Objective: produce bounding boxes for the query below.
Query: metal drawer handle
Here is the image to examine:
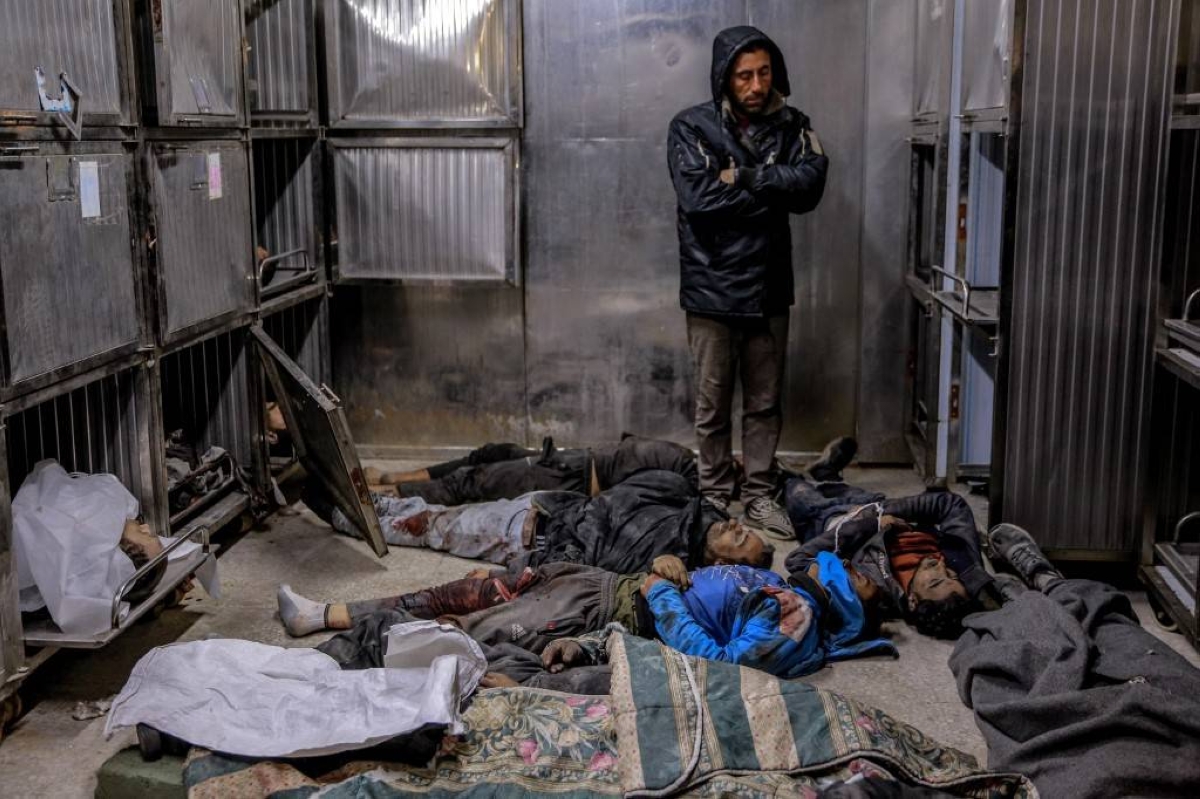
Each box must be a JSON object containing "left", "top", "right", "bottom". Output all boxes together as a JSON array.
[
  {"left": 1184, "top": 289, "right": 1200, "bottom": 321},
  {"left": 1173, "top": 511, "right": 1200, "bottom": 546},
  {"left": 0, "top": 145, "right": 39, "bottom": 155},
  {"left": 110, "top": 524, "right": 211, "bottom": 627},
  {"left": 930, "top": 265, "right": 973, "bottom": 317}
]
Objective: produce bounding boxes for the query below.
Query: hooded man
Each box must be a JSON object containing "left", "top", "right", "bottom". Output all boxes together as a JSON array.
[{"left": 668, "top": 26, "right": 829, "bottom": 540}]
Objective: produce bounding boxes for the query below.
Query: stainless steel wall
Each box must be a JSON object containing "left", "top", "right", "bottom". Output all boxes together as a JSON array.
[
  {"left": 858, "top": 0, "right": 917, "bottom": 462},
  {"left": 336, "top": 0, "right": 914, "bottom": 456},
  {"left": 999, "top": 0, "right": 1178, "bottom": 553}
]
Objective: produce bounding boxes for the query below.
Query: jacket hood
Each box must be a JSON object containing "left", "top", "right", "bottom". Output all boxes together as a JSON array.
[{"left": 710, "top": 25, "right": 791, "bottom": 105}]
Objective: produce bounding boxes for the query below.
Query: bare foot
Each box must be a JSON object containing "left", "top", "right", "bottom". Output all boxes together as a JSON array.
[{"left": 479, "top": 673, "right": 519, "bottom": 689}]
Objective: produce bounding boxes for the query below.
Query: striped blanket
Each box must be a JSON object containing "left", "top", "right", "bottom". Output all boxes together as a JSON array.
[{"left": 183, "top": 632, "right": 1034, "bottom": 798}]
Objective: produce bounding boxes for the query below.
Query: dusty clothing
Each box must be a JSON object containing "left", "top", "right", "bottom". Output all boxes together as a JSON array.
[
  {"left": 888, "top": 531, "right": 943, "bottom": 593},
  {"left": 347, "top": 563, "right": 628, "bottom": 655},
  {"left": 317, "top": 607, "right": 614, "bottom": 695},
  {"left": 784, "top": 478, "right": 886, "bottom": 542},
  {"left": 688, "top": 312, "right": 788, "bottom": 502},
  {"left": 530, "top": 469, "right": 727, "bottom": 573},
  {"left": 396, "top": 435, "right": 698, "bottom": 506},
  {"left": 357, "top": 493, "right": 535, "bottom": 564},
  {"left": 950, "top": 579, "right": 1200, "bottom": 798},
  {"left": 785, "top": 490, "right": 991, "bottom": 615},
  {"left": 327, "top": 470, "right": 724, "bottom": 574},
  {"left": 668, "top": 26, "right": 828, "bottom": 318}
]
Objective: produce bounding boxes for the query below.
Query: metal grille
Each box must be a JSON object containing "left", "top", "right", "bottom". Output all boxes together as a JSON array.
[
  {"left": 0, "top": 148, "right": 140, "bottom": 384},
  {"left": 151, "top": 142, "right": 254, "bottom": 337},
  {"left": 262, "top": 297, "right": 329, "bottom": 387},
  {"left": 0, "top": 0, "right": 123, "bottom": 119},
  {"left": 326, "top": 0, "right": 521, "bottom": 125},
  {"left": 163, "top": 0, "right": 243, "bottom": 120},
  {"left": 247, "top": 0, "right": 312, "bottom": 118},
  {"left": 1002, "top": 0, "right": 1177, "bottom": 552},
  {"left": 160, "top": 330, "right": 255, "bottom": 472},
  {"left": 252, "top": 137, "right": 319, "bottom": 292},
  {"left": 333, "top": 141, "right": 514, "bottom": 282},
  {"left": 6, "top": 371, "right": 146, "bottom": 499}
]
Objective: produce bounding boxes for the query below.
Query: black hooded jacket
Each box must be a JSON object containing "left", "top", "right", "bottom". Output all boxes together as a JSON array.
[
  {"left": 783, "top": 492, "right": 993, "bottom": 616},
  {"left": 528, "top": 469, "right": 727, "bottom": 573},
  {"left": 668, "top": 26, "right": 829, "bottom": 318}
]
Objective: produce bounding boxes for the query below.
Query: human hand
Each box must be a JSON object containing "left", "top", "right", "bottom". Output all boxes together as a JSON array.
[
  {"left": 465, "top": 567, "right": 492, "bottom": 580},
  {"left": 719, "top": 157, "right": 736, "bottom": 185},
  {"left": 640, "top": 573, "right": 666, "bottom": 597},
  {"left": 879, "top": 515, "right": 911, "bottom": 533},
  {"left": 541, "top": 639, "right": 586, "bottom": 673},
  {"left": 651, "top": 555, "right": 690, "bottom": 589},
  {"left": 479, "top": 672, "right": 519, "bottom": 689}
]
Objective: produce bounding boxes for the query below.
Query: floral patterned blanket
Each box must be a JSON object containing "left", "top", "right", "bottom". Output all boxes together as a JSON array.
[{"left": 183, "top": 632, "right": 1036, "bottom": 798}]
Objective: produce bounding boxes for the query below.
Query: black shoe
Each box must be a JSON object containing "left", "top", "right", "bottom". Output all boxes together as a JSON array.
[
  {"left": 987, "top": 523, "right": 1062, "bottom": 590},
  {"left": 991, "top": 573, "right": 1028, "bottom": 605},
  {"left": 807, "top": 437, "right": 858, "bottom": 483}
]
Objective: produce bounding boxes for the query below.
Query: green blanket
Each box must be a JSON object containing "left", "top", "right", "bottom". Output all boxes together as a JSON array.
[{"left": 184, "top": 633, "right": 1034, "bottom": 798}]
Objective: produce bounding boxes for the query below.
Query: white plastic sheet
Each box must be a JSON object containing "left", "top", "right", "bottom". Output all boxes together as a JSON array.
[
  {"left": 13, "top": 460, "right": 140, "bottom": 635},
  {"left": 106, "top": 621, "right": 487, "bottom": 758}
]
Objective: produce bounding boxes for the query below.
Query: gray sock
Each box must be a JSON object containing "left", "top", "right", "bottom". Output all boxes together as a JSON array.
[{"left": 278, "top": 584, "right": 328, "bottom": 637}]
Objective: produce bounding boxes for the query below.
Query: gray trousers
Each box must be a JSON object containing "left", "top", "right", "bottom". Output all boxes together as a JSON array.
[{"left": 686, "top": 313, "right": 789, "bottom": 503}]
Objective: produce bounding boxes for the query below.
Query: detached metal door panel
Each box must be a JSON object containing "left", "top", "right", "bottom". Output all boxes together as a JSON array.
[
  {"left": 331, "top": 138, "right": 517, "bottom": 283},
  {"left": 151, "top": 142, "right": 254, "bottom": 339},
  {"left": 151, "top": 0, "right": 244, "bottom": 126},
  {"left": 251, "top": 326, "right": 387, "bottom": 558},
  {"left": 0, "top": 147, "right": 139, "bottom": 383},
  {"left": 0, "top": 0, "right": 129, "bottom": 127}
]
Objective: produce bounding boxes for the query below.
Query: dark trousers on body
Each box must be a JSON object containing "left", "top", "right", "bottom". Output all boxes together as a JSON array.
[
  {"left": 950, "top": 579, "right": 1200, "bottom": 799},
  {"left": 686, "top": 313, "right": 788, "bottom": 503},
  {"left": 347, "top": 562, "right": 625, "bottom": 654}
]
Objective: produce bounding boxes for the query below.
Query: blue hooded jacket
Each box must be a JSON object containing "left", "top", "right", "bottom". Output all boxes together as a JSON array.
[{"left": 645, "top": 559, "right": 896, "bottom": 679}]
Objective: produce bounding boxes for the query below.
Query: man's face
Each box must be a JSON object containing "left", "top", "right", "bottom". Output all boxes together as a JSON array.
[
  {"left": 907, "top": 557, "right": 968, "bottom": 604},
  {"left": 728, "top": 48, "right": 773, "bottom": 115},
  {"left": 706, "top": 519, "right": 775, "bottom": 569}
]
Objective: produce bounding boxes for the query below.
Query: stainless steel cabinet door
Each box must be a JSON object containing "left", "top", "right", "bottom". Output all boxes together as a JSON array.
[
  {"left": 144, "top": 0, "right": 245, "bottom": 127},
  {"left": 0, "top": 0, "right": 130, "bottom": 129},
  {"left": 150, "top": 142, "right": 254, "bottom": 339},
  {"left": 324, "top": 0, "right": 522, "bottom": 127},
  {"left": 0, "top": 146, "right": 140, "bottom": 383}
]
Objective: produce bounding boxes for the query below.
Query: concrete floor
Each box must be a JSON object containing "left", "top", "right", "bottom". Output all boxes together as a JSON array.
[{"left": 1, "top": 464, "right": 1197, "bottom": 798}]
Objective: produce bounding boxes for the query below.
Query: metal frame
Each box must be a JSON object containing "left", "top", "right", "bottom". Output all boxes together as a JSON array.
[
  {"left": 986, "top": 0, "right": 1027, "bottom": 528},
  {"left": 0, "top": 0, "right": 139, "bottom": 138},
  {"left": 321, "top": 0, "right": 524, "bottom": 130},
  {"left": 904, "top": 129, "right": 949, "bottom": 485},
  {"left": 0, "top": 139, "right": 150, "bottom": 402},
  {"left": 246, "top": 0, "right": 319, "bottom": 129},
  {"left": 326, "top": 134, "right": 521, "bottom": 286},
  {"left": 133, "top": 0, "right": 248, "bottom": 130}
]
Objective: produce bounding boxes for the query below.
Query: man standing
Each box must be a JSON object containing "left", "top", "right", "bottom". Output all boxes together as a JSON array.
[{"left": 668, "top": 26, "right": 828, "bottom": 539}]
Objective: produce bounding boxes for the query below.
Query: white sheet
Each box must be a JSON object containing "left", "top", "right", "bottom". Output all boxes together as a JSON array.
[{"left": 106, "top": 621, "right": 487, "bottom": 758}]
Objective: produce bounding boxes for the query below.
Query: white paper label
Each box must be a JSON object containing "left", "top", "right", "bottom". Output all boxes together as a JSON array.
[
  {"left": 79, "top": 161, "right": 101, "bottom": 219},
  {"left": 207, "top": 153, "right": 223, "bottom": 200}
]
